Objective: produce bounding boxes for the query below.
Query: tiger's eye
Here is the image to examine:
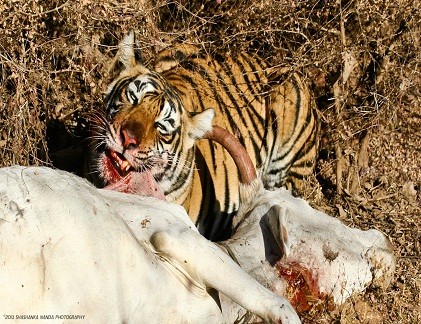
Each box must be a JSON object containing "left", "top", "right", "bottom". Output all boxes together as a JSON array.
[
  {"left": 127, "top": 89, "right": 138, "bottom": 105},
  {"left": 154, "top": 122, "right": 167, "bottom": 134}
]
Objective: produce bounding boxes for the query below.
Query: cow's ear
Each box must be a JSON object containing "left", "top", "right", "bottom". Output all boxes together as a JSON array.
[{"left": 261, "top": 204, "right": 290, "bottom": 264}]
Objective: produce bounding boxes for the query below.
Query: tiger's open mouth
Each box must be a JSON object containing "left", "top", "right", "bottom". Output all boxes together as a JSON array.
[
  {"left": 105, "top": 149, "right": 134, "bottom": 177},
  {"left": 102, "top": 148, "right": 166, "bottom": 200}
]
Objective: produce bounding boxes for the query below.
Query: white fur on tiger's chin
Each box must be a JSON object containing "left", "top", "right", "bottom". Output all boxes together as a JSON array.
[
  {"left": 105, "top": 170, "right": 166, "bottom": 200},
  {"left": 97, "top": 149, "right": 166, "bottom": 200}
]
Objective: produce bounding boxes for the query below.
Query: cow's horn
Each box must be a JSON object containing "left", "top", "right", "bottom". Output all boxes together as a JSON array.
[{"left": 204, "top": 126, "right": 257, "bottom": 185}]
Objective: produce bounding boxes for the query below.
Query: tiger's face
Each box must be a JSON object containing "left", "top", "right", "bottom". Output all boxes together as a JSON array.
[
  {"left": 100, "top": 72, "right": 182, "bottom": 182},
  {"left": 94, "top": 33, "right": 214, "bottom": 190}
]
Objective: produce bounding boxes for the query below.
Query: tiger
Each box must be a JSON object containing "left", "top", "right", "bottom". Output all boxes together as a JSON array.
[{"left": 91, "top": 31, "right": 319, "bottom": 241}]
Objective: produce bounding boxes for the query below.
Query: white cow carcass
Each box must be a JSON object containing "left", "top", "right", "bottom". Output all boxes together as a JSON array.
[
  {"left": 204, "top": 126, "right": 395, "bottom": 319},
  {"left": 219, "top": 181, "right": 395, "bottom": 317},
  {"left": 0, "top": 123, "right": 396, "bottom": 323},
  {"left": 0, "top": 166, "right": 300, "bottom": 323}
]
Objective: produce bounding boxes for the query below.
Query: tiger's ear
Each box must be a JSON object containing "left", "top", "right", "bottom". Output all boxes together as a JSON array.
[
  {"left": 118, "top": 30, "right": 137, "bottom": 69},
  {"left": 106, "top": 30, "right": 146, "bottom": 83},
  {"left": 186, "top": 108, "right": 215, "bottom": 146}
]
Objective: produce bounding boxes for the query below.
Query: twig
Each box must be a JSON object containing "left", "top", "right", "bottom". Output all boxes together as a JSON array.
[
  {"left": 17, "top": 1, "right": 70, "bottom": 17},
  {"left": 367, "top": 193, "right": 398, "bottom": 202}
]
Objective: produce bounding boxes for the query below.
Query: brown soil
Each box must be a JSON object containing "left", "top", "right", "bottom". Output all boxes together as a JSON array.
[{"left": 1, "top": 1, "right": 419, "bottom": 323}]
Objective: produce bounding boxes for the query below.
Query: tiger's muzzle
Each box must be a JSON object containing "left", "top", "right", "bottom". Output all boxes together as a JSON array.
[{"left": 100, "top": 148, "right": 166, "bottom": 201}]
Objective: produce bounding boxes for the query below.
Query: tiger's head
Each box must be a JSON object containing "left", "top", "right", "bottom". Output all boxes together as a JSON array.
[{"left": 94, "top": 31, "right": 214, "bottom": 193}]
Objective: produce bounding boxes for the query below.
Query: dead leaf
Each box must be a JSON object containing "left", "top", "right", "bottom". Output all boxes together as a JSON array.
[
  {"left": 343, "top": 51, "right": 357, "bottom": 84},
  {"left": 402, "top": 181, "right": 417, "bottom": 202}
]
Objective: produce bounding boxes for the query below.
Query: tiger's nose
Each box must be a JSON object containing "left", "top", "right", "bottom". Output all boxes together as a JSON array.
[{"left": 121, "top": 129, "right": 138, "bottom": 150}]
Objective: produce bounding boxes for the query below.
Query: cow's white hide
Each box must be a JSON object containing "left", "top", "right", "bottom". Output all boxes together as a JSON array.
[
  {"left": 0, "top": 166, "right": 300, "bottom": 323},
  {"left": 219, "top": 180, "right": 395, "bottom": 316}
]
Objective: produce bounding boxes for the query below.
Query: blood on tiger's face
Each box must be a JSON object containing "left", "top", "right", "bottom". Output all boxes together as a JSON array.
[{"left": 93, "top": 70, "right": 214, "bottom": 190}]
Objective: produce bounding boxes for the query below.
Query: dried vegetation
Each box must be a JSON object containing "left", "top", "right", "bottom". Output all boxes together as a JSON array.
[{"left": 0, "top": 0, "right": 419, "bottom": 322}]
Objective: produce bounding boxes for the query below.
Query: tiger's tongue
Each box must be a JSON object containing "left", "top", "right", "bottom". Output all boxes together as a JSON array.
[{"left": 105, "top": 170, "right": 166, "bottom": 201}]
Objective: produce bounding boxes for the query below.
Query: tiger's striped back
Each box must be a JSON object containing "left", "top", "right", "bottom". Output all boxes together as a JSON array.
[{"left": 154, "top": 46, "right": 319, "bottom": 240}]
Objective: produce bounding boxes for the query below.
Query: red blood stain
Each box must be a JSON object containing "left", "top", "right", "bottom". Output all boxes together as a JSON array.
[{"left": 276, "top": 262, "right": 329, "bottom": 313}]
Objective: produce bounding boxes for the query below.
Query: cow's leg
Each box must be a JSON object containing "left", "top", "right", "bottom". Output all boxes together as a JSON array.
[{"left": 150, "top": 228, "right": 301, "bottom": 324}]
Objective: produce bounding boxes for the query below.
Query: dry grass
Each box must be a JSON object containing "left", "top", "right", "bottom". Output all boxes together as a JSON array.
[{"left": 0, "top": 0, "right": 419, "bottom": 322}]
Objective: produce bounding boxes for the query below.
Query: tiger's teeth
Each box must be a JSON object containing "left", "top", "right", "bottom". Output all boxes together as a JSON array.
[{"left": 120, "top": 160, "right": 130, "bottom": 171}]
